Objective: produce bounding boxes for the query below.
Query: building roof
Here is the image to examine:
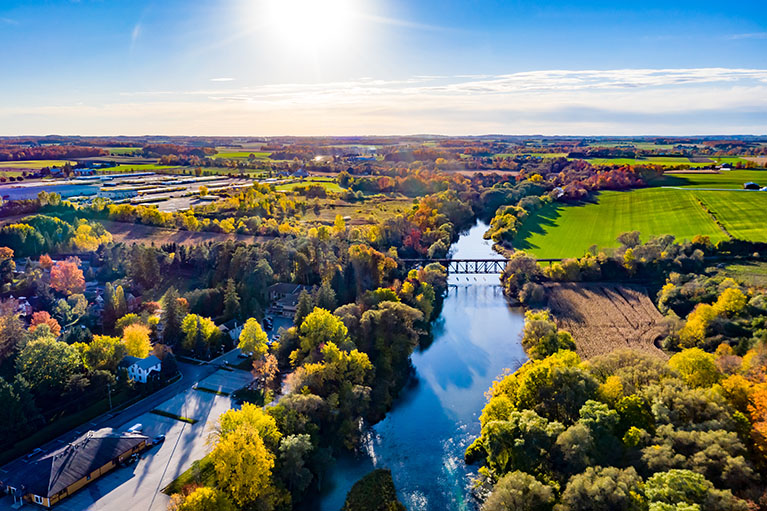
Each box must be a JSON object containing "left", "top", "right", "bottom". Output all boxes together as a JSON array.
[
  {"left": 120, "top": 354, "right": 161, "bottom": 371},
  {"left": 267, "top": 283, "right": 302, "bottom": 295},
  {"left": 5, "top": 428, "right": 148, "bottom": 498}
]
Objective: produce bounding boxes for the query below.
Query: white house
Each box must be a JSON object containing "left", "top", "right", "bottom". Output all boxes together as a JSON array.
[{"left": 120, "top": 355, "right": 162, "bottom": 383}]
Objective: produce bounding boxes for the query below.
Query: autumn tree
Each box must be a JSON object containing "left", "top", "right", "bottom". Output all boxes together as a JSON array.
[
  {"left": 669, "top": 348, "right": 721, "bottom": 387},
  {"left": 29, "top": 311, "right": 61, "bottom": 338},
  {"left": 483, "top": 471, "right": 556, "bottom": 511},
  {"left": 50, "top": 258, "right": 85, "bottom": 295},
  {"left": 293, "top": 308, "right": 349, "bottom": 365},
  {"left": 82, "top": 335, "right": 126, "bottom": 371},
  {"left": 162, "top": 287, "right": 186, "bottom": 346},
  {"left": 123, "top": 323, "right": 152, "bottom": 358},
  {"left": 176, "top": 487, "right": 235, "bottom": 511},
  {"left": 0, "top": 299, "right": 27, "bottom": 362},
  {"left": 16, "top": 337, "right": 82, "bottom": 398},
  {"left": 238, "top": 318, "right": 269, "bottom": 359}
]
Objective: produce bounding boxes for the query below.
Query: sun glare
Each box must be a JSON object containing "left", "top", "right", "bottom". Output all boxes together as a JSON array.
[{"left": 263, "top": 0, "right": 357, "bottom": 51}]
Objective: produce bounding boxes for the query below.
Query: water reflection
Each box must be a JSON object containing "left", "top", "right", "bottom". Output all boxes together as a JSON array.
[{"left": 318, "top": 223, "right": 526, "bottom": 511}]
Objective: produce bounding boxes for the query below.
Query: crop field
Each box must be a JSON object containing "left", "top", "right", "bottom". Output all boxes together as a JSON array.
[
  {"left": 513, "top": 188, "right": 728, "bottom": 258},
  {"left": 717, "top": 262, "right": 767, "bottom": 287},
  {"left": 696, "top": 191, "right": 767, "bottom": 241},
  {"left": 545, "top": 282, "right": 666, "bottom": 359},
  {"left": 106, "top": 147, "right": 141, "bottom": 155},
  {"left": 102, "top": 163, "right": 182, "bottom": 173},
  {"left": 0, "top": 159, "right": 74, "bottom": 169},
  {"left": 275, "top": 178, "right": 343, "bottom": 193},
  {"left": 213, "top": 149, "right": 271, "bottom": 159},
  {"left": 303, "top": 197, "right": 414, "bottom": 225},
  {"left": 655, "top": 169, "right": 767, "bottom": 189}
]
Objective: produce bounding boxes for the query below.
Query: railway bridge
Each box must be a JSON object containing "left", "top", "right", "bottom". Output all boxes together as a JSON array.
[{"left": 400, "top": 258, "right": 563, "bottom": 274}]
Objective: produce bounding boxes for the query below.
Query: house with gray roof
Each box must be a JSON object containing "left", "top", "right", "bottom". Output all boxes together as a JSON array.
[
  {"left": 2, "top": 428, "right": 148, "bottom": 508},
  {"left": 119, "top": 354, "right": 161, "bottom": 383}
]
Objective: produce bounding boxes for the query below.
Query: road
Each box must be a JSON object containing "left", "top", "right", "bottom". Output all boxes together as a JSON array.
[{"left": 0, "top": 348, "right": 252, "bottom": 511}]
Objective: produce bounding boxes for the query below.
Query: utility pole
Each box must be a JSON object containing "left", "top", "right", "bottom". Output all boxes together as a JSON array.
[{"left": 107, "top": 382, "right": 113, "bottom": 410}]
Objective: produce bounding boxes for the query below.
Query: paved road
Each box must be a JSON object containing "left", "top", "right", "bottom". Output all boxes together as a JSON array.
[{"left": 0, "top": 349, "right": 251, "bottom": 511}]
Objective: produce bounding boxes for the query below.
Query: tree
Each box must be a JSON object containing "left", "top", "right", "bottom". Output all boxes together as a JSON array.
[
  {"left": 294, "top": 289, "right": 314, "bottom": 327},
  {"left": 0, "top": 299, "right": 27, "bottom": 362},
  {"left": 556, "top": 466, "right": 645, "bottom": 511},
  {"left": 278, "top": 434, "right": 314, "bottom": 495},
  {"left": 521, "top": 310, "right": 576, "bottom": 360},
  {"left": 16, "top": 337, "right": 82, "bottom": 398},
  {"left": 50, "top": 258, "right": 85, "bottom": 295},
  {"left": 82, "top": 335, "right": 126, "bottom": 371},
  {"left": 29, "top": 311, "right": 61, "bottom": 338},
  {"left": 342, "top": 469, "right": 405, "bottom": 511},
  {"left": 645, "top": 469, "right": 748, "bottom": 511},
  {"left": 181, "top": 314, "right": 220, "bottom": 356},
  {"left": 217, "top": 402, "right": 282, "bottom": 449},
  {"left": 238, "top": 318, "right": 269, "bottom": 359},
  {"left": 123, "top": 323, "right": 152, "bottom": 358},
  {"left": 669, "top": 348, "right": 721, "bottom": 387},
  {"left": 712, "top": 287, "right": 747, "bottom": 317},
  {"left": 223, "top": 279, "right": 240, "bottom": 320},
  {"left": 294, "top": 308, "right": 349, "bottom": 364},
  {"left": 679, "top": 303, "right": 716, "bottom": 348},
  {"left": 483, "top": 471, "right": 555, "bottom": 511},
  {"left": 210, "top": 424, "right": 276, "bottom": 507},
  {"left": 177, "top": 487, "right": 236, "bottom": 511},
  {"left": 162, "top": 287, "right": 185, "bottom": 346}
]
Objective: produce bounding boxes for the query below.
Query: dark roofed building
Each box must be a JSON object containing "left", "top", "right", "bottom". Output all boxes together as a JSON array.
[
  {"left": 3, "top": 428, "right": 148, "bottom": 508},
  {"left": 119, "top": 354, "right": 162, "bottom": 383}
]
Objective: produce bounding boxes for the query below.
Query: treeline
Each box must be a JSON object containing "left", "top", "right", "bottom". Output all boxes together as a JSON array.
[{"left": 0, "top": 144, "right": 108, "bottom": 161}]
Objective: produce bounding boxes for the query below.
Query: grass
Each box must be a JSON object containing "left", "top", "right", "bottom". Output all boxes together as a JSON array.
[
  {"left": 163, "top": 455, "right": 216, "bottom": 495},
  {"left": 0, "top": 160, "right": 75, "bottom": 169},
  {"left": 106, "top": 147, "right": 141, "bottom": 155},
  {"left": 696, "top": 191, "right": 767, "bottom": 242},
  {"left": 275, "top": 178, "right": 343, "bottom": 193},
  {"left": 651, "top": 169, "right": 767, "bottom": 189},
  {"left": 718, "top": 262, "right": 767, "bottom": 287},
  {"left": 513, "top": 188, "right": 729, "bottom": 259},
  {"left": 150, "top": 409, "right": 198, "bottom": 424},
  {"left": 213, "top": 150, "right": 271, "bottom": 159},
  {"left": 194, "top": 386, "right": 230, "bottom": 396}
]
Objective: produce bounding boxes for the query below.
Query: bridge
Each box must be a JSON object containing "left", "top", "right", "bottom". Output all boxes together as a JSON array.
[{"left": 401, "top": 257, "right": 564, "bottom": 274}]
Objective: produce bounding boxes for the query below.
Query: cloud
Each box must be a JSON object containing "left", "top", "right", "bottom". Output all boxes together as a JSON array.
[
  {"left": 210, "top": 78, "right": 235, "bottom": 82},
  {"left": 725, "top": 32, "right": 767, "bottom": 40},
  {"left": 130, "top": 23, "right": 142, "bottom": 50},
  {"left": 0, "top": 17, "right": 18, "bottom": 25},
  {"left": 3, "top": 68, "right": 767, "bottom": 136}
]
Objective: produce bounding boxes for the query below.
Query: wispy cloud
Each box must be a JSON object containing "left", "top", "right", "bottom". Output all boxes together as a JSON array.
[
  {"left": 0, "top": 17, "right": 18, "bottom": 25},
  {"left": 210, "top": 77, "right": 235, "bottom": 82},
  {"left": 4, "top": 68, "right": 767, "bottom": 136},
  {"left": 130, "top": 23, "right": 142, "bottom": 50},
  {"left": 725, "top": 32, "right": 767, "bottom": 40}
]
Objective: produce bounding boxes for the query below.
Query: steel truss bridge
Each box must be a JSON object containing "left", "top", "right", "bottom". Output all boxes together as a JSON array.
[{"left": 401, "top": 258, "right": 565, "bottom": 274}]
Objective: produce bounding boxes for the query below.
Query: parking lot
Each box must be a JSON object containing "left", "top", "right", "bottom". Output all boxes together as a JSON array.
[{"left": 0, "top": 367, "right": 253, "bottom": 511}]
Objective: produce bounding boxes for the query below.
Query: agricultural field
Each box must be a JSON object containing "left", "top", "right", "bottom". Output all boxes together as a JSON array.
[
  {"left": 105, "top": 147, "right": 141, "bottom": 155},
  {"left": 101, "top": 163, "right": 183, "bottom": 173},
  {"left": 302, "top": 196, "right": 414, "bottom": 225},
  {"left": 275, "top": 178, "right": 343, "bottom": 193},
  {"left": 0, "top": 159, "right": 74, "bottom": 169},
  {"left": 544, "top": 282, "right": 666, "bottom": 359},
  {"left": 513, "top": 188, "right": 728, "bottom": 258},
  {"left": 654, "top": 169, "right": 767, "bottom": 189},
  {"left": 100, "top": 220, "right": 266, "bottom": 246},
  {"left": 717, "top": 261, "right": 767, "bottom": 287},
  {"left": 696, "top": 191, "right": 767, "bottom": 242}
]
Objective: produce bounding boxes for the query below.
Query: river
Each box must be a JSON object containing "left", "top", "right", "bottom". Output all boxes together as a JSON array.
[{"left": 318, "top": 221, "right": 527, "bottom": 511}]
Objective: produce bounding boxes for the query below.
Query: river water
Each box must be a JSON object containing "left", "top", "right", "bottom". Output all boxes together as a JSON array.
[{"left": 318, "top": 221, "right": 527, "bottom": 511}]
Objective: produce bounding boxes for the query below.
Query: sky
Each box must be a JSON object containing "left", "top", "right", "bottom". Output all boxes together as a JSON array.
[{"left": 1, "top": 0, "right": 766, "bottom": 136}]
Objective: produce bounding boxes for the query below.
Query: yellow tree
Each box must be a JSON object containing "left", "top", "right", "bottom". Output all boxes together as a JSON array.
[
  {"left": 210, "top": 424, "right": 275, "bottom": 507},
  {"left": 123, "top": 323, "right": 151, "bottom": 358},
  {"left": 177, "top": 487, "right": 235, "bottom": 511},
  {"left": 237, "top": 318, "right": 269, "bottom": 359},
  {"left": 216, "top": 402, "right": 281, "bottom": 450}
]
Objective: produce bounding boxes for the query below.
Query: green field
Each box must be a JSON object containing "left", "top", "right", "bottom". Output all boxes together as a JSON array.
[
  {"left": 106, "top": 147, "right": 141, "bottom": 155},
  {"left": 697, "top": 191, "right": 767, "bottom": 241},
  {"left": 213, "top": 150, "right": 271, "bottom": 159},
  {"left": 0, "top": 160, "right": 75, "bottom": 169},
  {"left": 513, "top": 188, "right": 729, "bottom": 258},
  {"left": 275, "top": 178, "right": 343, "bottom": 193},
  {"left": 653, "top": 169, "right": 767, "bottom": 189}
]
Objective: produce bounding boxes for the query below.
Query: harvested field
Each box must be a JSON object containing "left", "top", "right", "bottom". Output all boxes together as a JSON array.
[
  {"left": 100, "top": 220, "right": 272, "bottom": 246},
  {"left": 544, "top": 282, "right": 667, "bottom": 359}
]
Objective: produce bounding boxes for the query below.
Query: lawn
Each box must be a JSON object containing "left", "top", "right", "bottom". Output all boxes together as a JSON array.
[
  {"left": 513, "top": 188, "right": 728, "bottom": 259},
  {"left": 696, "top": 191, "right": 767, "bottom": 242},
  {"left": 106, "top": 147, "right": 141, "bottom": 155},
  {"left": 652, "top": 169, "right": 767, "bottom": 189},
  {"left": 163, "top": 455, "right": 216, "bottom": 494},
  {"left": 0, "top": 159, "right": 75, "bottom": 169},
  {"left": 275, "top": 178, "right": 343, "bottom": 193},
  {"left": 213, "top": 150, "right": 271, "bottom": 159},
  {"left": 718, "top": 262, "right": 767, "bottom": 287}
]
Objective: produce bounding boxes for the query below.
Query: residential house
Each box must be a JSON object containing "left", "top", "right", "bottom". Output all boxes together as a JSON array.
[
  {"left": 220, "top": 319, "right": 244, "bottom": 341},
  {"left": 2, "top": 428, "right": 148, "bottom": 508},
  {"left": 267, "top": 283, "right": 309, "bottom": 317},
  {"left": 120, "top": 355, "right": 162, "bottom": 383}
]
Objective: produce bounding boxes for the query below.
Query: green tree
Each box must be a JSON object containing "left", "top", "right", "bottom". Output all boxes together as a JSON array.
[
  {"left": 293, "top": 289, "right": 314, "bottom": 327},
  {"left": 342, "top": 469, "right": 405, "bottom": 511},
  {"left": 0, "top": 376, "right": 42, "bottom": 443},
  {"left": 483, "top": 471, "right": 556, "bottom": 511},
  {"left": 223, "top": 279, "right": 241, "bottom": 320},
  {"left": 521, "top": 310, "right": 576, "bottom": 360},
  {"left": 181, "top": 314, "right": 220, "bottom": 356},
  {"left": 556, "top": 466, "right": 645, "bottom": 511},
  {"left": 238, "top": 318, "right": 269, "bottom": 359},
  {"left": 669, "top": 348, "right": 721, "bottom": 387},
  {"left": 278, "top": 434, "right": 314, "bottom": 495},
  {"left": 16, "top": 337, "right": 82, "bottom": 398},
  {"left": 645, "top": 469, "right": 748, "bottom": 511},
  {"left": 293, "top": 308, "right": 349, "bottom": 364},
  {"left": 82, "top": 335, "right": 127, "bottom": 371},
  {"left": 162, "top": 287, "right": 185, "bottom": 346}
]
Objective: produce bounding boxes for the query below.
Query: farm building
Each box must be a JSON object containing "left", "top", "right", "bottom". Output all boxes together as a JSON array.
[
  {"left": 744, "top": 182, "right": 760, "bottom": 190},
  {"left": 2, "top": 428, "right": 148, "bottom": 508},
  {"left": 120, "top": 355, "right": 162, "bottom": 383}
]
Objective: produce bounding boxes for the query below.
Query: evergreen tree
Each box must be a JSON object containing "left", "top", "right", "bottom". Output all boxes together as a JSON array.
[
  {"left": 294, "top": 289, "right": 314, "bottom": 327},
  {"left": 314, "top": 282, "right": 337, "bottom": 311},
  {"left": 223, "top": 279, "right": 241, "bottom": 320},
  {"left": 162, "top": 287, "right": 184, "bottom": 346}
]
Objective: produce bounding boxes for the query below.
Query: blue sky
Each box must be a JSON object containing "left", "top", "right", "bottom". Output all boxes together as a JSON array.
[{"left": 1, "top": 0, "right": 766, "bottom": 135}]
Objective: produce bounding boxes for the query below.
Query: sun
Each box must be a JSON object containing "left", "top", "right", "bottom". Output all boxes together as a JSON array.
[{"left": 262, "top": 0, "right": 357, "bottom": 51}]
